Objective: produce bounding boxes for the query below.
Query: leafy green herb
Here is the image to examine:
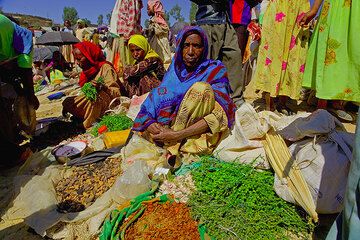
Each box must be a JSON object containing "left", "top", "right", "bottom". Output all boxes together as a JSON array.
[
  {"left": 90, "top": 114, "right": 133, "bottom": 136},
  {"left": 188, "top": 156, "right": 314, "bottom": 240},
  {"left": 81, "top": 82, "right": 97, "bottom": 101}
]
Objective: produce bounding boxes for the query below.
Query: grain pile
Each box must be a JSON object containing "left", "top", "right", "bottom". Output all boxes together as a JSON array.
[{"left": 55, "top": 157, "right": 121, "bottom": 212}]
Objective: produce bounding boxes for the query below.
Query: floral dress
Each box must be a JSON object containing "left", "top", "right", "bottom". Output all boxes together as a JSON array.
[
  {"left": 303, "top": 0, "right": 360, "bottom": 102},
  {"left": 253, "top": 0, "right": 310, "bottom": 100}
]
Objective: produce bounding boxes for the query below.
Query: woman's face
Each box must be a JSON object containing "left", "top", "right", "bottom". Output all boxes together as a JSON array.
[
  {"left": 73, "top": 48, "right": 91, "bottom": 70},
  {"left": 129, "top": 44, "right": 146, "bottom": 62},
  {"left": 182, "top": 33, "right": 204, "bottom": 70}
]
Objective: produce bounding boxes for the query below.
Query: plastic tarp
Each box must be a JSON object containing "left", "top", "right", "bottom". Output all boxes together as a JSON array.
[{"left": 1, "top": 148, "right": 151, "bottom": 239}]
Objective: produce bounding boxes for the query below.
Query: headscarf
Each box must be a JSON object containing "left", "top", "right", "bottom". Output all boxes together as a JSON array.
[
  {"left": 110, "top": 0, "right": 142, "bottom": 40},
  {"left": 133, "top": 26, "right": 236, "bottom": 131},
  {"left": 128, "top": 34, "right": 160, "bottom": 64},
  {"left": 147, "top": 0, "right": 168, "bottom": 28},
  {"left": 73, "top": 41, "right": 110, "bottom": 87},
  {"left": 77, "top": 19, "right": 85, "bottom": 25}
]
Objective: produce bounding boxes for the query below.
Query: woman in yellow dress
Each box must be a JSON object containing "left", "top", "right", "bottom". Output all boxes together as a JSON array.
[{"left": 253, "top": 0, "right": 310, "bottom": 113}]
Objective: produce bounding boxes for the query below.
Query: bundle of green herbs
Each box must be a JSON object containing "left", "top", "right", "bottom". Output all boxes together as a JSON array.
[
  {"left": 188, "top": 156, "right": 314, "bottom": 239},
  {"left": 81, "top": 82, "right": 97, "bottom": 101},
  {"left": 90, "top": 114, "right": 133, "bottom": 136},
  {"left": 81, "top": 77, "right": 104, "bottom": 101}
]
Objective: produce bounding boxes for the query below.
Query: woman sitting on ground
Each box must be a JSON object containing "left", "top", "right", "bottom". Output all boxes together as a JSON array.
[
  {"left": 62, "top": 41, "right": 121, "bottom": 128},
  {"left": 122, "top": 34, "right": 165, "bottom": 98},
  {"left": 132, "top": 26, "right": 236, "bottom": 167}
]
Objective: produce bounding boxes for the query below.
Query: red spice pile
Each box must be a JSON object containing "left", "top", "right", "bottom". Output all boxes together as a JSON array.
[{"left": 125, "top": 201, "right": 200, "bottom": 240}]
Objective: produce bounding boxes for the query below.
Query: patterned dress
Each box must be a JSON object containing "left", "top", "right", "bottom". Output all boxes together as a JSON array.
[
  {"left": 253, "top": 0, "right": 310, "bottom": 100},
  {"left": 303, "top": 0, "right": 360, "bottom": 103},
  {"left": 122, "top": 57, "right": 165, "bottom": 97}
]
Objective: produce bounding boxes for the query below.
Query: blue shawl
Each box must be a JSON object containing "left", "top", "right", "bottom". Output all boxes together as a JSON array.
[{"left": 133, "top": 26, "right": 236, "bottom": 131}]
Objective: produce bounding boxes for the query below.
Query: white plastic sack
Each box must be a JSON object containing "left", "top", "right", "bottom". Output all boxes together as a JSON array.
[
  {"left": 121, "top": 133, "right": 165, "bottom": 171},
  {"left": 215, "top": 103, "right": 270, "bottom": 169},
  {"left": 277, "top": 110, "right": 343, "bottom": 141},
  {"left": 274, "top": 131, "right": 354, "bottom": 214}
]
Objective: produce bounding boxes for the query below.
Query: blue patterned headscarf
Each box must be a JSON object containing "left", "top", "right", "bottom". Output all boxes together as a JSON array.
[{"left": 133, "top": 26, "right": 236, "bottom": 131}]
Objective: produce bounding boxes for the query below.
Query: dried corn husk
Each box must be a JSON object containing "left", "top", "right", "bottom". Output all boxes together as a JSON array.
[{"left": 263, "top": 130, "right": 318, "bottom": 222}]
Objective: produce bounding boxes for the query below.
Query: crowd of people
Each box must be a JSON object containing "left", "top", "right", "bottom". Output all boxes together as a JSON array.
[
  {"left": 1, "top": 0, "right": 359, "bottom": 166},
  {"left": 0, "top": 0, "right": 359, "bottom": 237}
]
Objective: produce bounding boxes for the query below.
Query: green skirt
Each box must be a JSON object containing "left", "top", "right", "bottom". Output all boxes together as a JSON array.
[{"left": 303, "top": 0, "right": 360, "bottom": 102}]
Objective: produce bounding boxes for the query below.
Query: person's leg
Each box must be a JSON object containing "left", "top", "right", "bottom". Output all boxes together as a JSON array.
[
  {"left": 233, "top": 24, "right": 249, "bottom": 61},
  {"left": 220, "top": 23, "right": 245, "bottom": 107},
  {"left": 200, "top": 24, "right": 224, "bottom": 65},
  {"left": 172, "top": 82, "right": 215, "bottom": 132}
]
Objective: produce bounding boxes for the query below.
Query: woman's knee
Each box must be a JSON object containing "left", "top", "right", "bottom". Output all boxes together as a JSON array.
[{"left": 189, "top": 82, "right": 212, "bottom": 93}]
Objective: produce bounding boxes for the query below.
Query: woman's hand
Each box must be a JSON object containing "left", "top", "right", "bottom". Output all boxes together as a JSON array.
[
  {"left": 147, "top": 122, "right": 163, "bottom": 135},
  {"left": 152, "top": 128, "right": 181, "bottom": 143},
  {"left": 298, "top": 10, "right": 317, "bottom": 27},
  {"left": 90, "top": 79, "right": 102, "bottom": 90}
]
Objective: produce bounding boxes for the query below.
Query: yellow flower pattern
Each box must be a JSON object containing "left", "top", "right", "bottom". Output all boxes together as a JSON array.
[
  {"left": 318, "top": 1, "right": 330, "bottom": 32},
  {"left": 325, "top": 38, "right": 341, "bottom": 65},
  {"left": 303, "top": 0, "right": 360, "bottom": 103},
  {"left": 344, "top": 0, "right": 352, "bottom": 7}
]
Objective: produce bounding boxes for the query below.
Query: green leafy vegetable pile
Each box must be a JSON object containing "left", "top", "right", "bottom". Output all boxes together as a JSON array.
[
  {"left": 188, "top": 156, "right": 314, "bottom": 240},
  {"left": 90, "top": 114, "right": 133, "bottom": 136},
  {"left": 81, "top": 82, "right": 97, "bottom": 101}
]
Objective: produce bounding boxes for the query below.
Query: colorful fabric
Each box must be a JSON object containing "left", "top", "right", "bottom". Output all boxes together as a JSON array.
[
  {"left": 148, "top": 22, "right": 172, "bottom": 64},
  {"left": 128, "top": 34, "right": 160, "bottom": 64},
  {"left": 73, "top": 41, "right": 111, "bottom": 87},
  {"left": 12, "top": 23, "right": 33, "bottom": 55},
  {"left": 229, "top": 0, "right": 252, "bottom": 25},
  {"left": 303, "top": 0, "right": 360, "bottom": 103},
  {"left": 122, "top": 57, "right": 165, "bottom": 97},
  {"left": 253, "top": 0, "right": 310, "bottom": 100},
  {"left": 259, "top": 0, "right": 270, "bottom": 25},
  {"left": 110, "top": 0, "right": 142, "bottom": 40},
  {"left": 133, "top": 26, "right": 236, "bottom": 132},
  {"left": 147, "top": 0, "right": 168, "bottom": 28},
  {"left": 0, "top": 14, "right": 32, "bottom": 69},
  {"left": 167, "top": 82, "right": 229, "bottom": 156}
]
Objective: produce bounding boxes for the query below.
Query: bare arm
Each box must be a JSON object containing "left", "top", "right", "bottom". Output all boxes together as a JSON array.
[
  {"left": 298, "top": 0, "right": 324, "bottom": 27},
  {"left": 151, "top": 119, "right": 210, "bottom": 143},
  {"left": 310, "top": 0, "right": 324, "bottom": 14}
]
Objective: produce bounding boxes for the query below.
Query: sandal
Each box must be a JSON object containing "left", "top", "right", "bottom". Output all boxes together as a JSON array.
[
  {"left": 330, "top": 109, "right": 354, "bottom": 122},
  {"left": 275, "top": 104, "right": 295, "bottom": 116}
]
